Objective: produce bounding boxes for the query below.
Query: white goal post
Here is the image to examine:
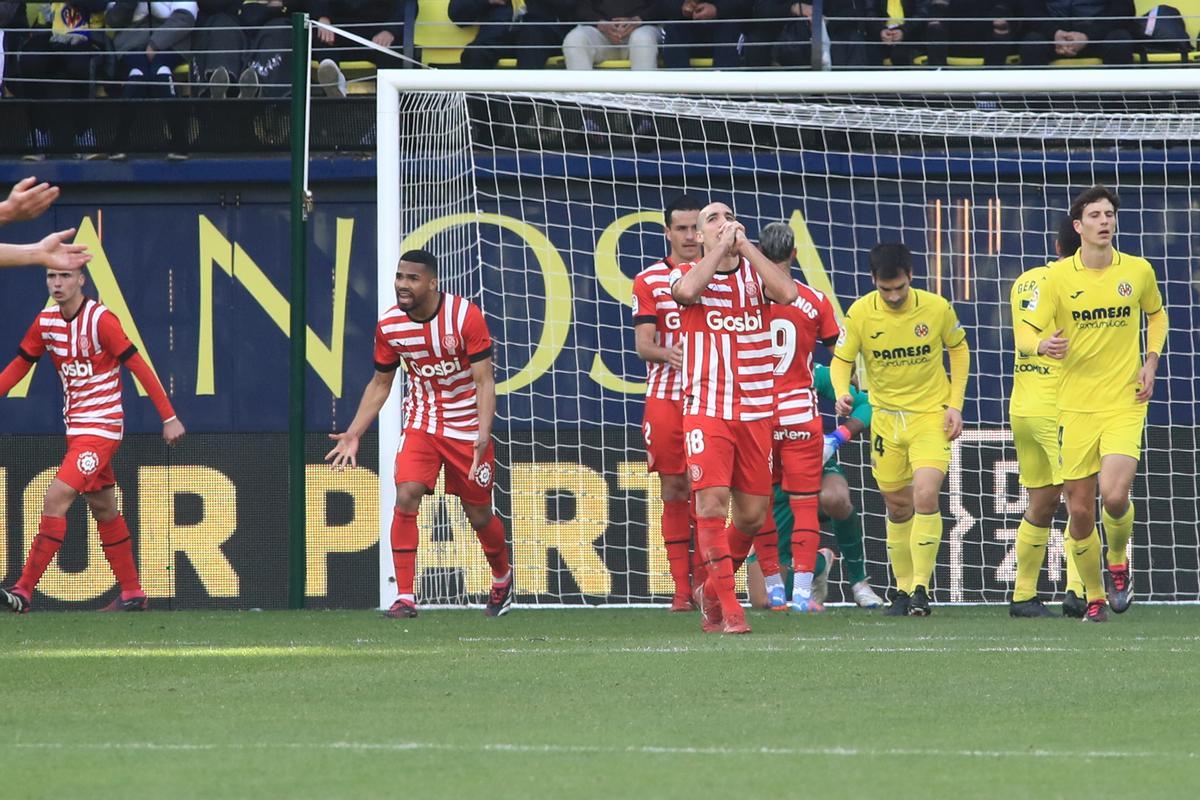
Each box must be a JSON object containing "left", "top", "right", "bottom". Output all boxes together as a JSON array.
[{"left": 375, "top": 68, "right": 1200, "bottom": 610}]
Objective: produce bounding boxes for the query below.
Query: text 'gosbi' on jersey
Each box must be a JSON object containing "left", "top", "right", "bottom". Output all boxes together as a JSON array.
[
  {"left": 374, "top": 292, "right": 493, "bottom": 442},
  {"left": 668, "top": 257, "right": 774, "bottom": 421},
  {"left": 631, "top": 257, "right": 684, "bottom": 401}
]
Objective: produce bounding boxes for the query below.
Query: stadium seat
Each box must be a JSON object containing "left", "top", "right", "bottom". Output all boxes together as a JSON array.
[
  {"left": 414, "top": 0, "right": 476, "bottom": 65},
  {"left": 1132, "top": 0, "right": 1200, "bottom": 62}
]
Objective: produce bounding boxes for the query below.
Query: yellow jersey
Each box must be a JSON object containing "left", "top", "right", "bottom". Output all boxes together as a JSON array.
[
  {"left": 1023, "top": 248, "right": 1163, "bottom": 413},
  {"left": 1009, "top": 266, "right": 1060, "bottom": 417},
  {"left": 834, "top": 287, "right": 967, "bottom": 414}
]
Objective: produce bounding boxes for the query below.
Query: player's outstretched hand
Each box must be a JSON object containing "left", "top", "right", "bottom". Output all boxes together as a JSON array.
[
  {"left": 38, "top": 229, "right": 91, "bottom": 270},
  {"left": 1037, "top": 328, "right": 1068, "bottom": 360},
  {"left": 943, "top": 407, "right": 963, "bottom": 441},
  {"left": 163, "top": 418, "right": 186, "bottom": 446},
  {"left": 834, "top": 393, "right": 854, "bottom": 416},
  {"left": 1135, "top": 360, "right": 1157, "bottom": 403},
  {"left": 0, "top": 177, "right": 60, "bottom": 225},
  {"left": 325, "top": 432, "right": 360, "bottom": 471},
  {"left": 666, "top": 343, "right": 684, "bottom": 371}
]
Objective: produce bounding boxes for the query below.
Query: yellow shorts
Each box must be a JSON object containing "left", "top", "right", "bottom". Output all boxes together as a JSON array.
[
  {"left": 1012, "top": 414, "right": 1061, "bottom": 489},
  {"left": 870, "top": 409, "right": 951, "bottom": 493},
  {"left": 1057, "top": 407, "right": 1146, "bottom": 481}
]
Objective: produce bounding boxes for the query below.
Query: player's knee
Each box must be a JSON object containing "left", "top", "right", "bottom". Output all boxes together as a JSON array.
[
  {"left": 42, "top": 482, "right": 76, "bottom": 517},
  {"left": 1101, "top": 494, "right": 1130, "bottom": 519},
  {"left": 394, "top": 489, "right": 424, "bottom": 514},
  {"left": 463, "top": 504, "right": 493, "bottom": 530},
  {"left": 659, "top": 473, "right": 689, "bottom": 503},
  {"left": 820, "top": 487, "right": 852, "bottom": 520},
  {"left": 694, "top": 489, "right": 729, "bottom": 519}
]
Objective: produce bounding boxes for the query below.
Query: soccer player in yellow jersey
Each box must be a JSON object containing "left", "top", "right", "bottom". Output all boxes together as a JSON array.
[
  {"left": 832, "top": 243, "right": 970, "bottom": 617},
  {"left": 1017, "top": 186, "right": 1168, "bottom": 623},
  {"left": 1008, "top": 216, "right": 1086, "bottom": 619}
]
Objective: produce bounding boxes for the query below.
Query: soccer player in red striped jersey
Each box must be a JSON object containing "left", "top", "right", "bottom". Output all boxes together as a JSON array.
[
  {"left": 670, "top": 202, "right": 798, "bottom": 633},
  {"left": 758, "top": 223, "right": 843, "bottom": 613},
  {"left": 632, "top": 194, "right": 701, "bottom": 611},
  {"left": 326, "top": 249, "right": 513, "bottom": 618},
  {"left": 0, "top": 268, "right": 184, "bottom": 613}
]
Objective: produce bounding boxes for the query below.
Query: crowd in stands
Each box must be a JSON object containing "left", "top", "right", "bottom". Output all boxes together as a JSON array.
[{"left": 0, "top": 1, "right": 1195, "bottom": 104}]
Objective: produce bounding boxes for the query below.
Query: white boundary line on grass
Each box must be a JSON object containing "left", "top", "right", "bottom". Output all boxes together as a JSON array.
[{"left": 10, "top": 740, "right": 1200, "bottom": 762}]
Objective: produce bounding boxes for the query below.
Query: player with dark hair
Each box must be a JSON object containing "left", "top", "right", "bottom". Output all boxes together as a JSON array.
[
  {"left": 831, "top": 242, "right": 970, "bottom": 617},
  {"left": 631, "top": 193, "right": 703, "bottom": 611},
  {"left": 0, "top": 268, "right": 184, "bottom": 613},
  {"left": 1017, "top": 185, "right": 1168, "bottom": 622},
  {"left": 1007, "top": 216, "right": 1085, "bottom": 618},
  {"left": 670, "top": 203, "right": 798, "bottom": 633},
  {"left": 327, "top": 248, "right": 514, "bottom": 618}
]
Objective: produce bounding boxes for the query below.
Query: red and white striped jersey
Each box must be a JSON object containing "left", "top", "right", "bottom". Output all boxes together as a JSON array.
[
  {"left": 771, "top": 281, "right": 840, "bottom": 428},
  {"left": 631, "top": 257, "right": 683, "bottom": 401},
  {"left": 668, "top": 257, "right": 774, "bottom": 421},
  {"left": 18, "top": 298, "right": 136, "bottom": 441},
  {"left": 374, "top": 292, "right": 492, "bottom": 442}
]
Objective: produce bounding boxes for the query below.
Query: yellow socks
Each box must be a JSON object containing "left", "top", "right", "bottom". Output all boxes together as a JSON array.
[
  {"left": 1063, "top": 529, "right": 1085, "bottom": 596},
  {"left": 1103, "top": 501, "right": 1134, "bottom": 568},
  {"left": 886, "top": 516, "right": 914, "bottom": 595},
  {"left": 909, "top": 512, "right": 943, "bottom": 592},
  {"left": 1069, "top": 527, "right": 1106, "bottom": 603},
  {"left": 1013, "top": 519, "right": 1049, "bottom": 603}
]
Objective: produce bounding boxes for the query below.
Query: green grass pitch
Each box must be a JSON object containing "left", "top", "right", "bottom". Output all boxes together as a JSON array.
[{"left": 2, "top": 606, "right": 1198, "bottom": 799}]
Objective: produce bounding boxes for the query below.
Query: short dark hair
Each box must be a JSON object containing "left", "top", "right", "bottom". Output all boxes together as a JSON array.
[
  {"left": 868, "top": 243, "right": 913, "bottom": 280},
  {"left": 758, "top": 221, "right": 794, "bottom": 264},
  {"left": 1068, "top": 185, "right": 1119, "bottom": 221},
  {"left": 664, "top": 194, "right": 703, "bottom": 227},
  {"left": 1056, "top": 214, "right": 1081, "bottom": 256},
  {"left": 399, "top": 249, "right": 437, "bottom": 274}
]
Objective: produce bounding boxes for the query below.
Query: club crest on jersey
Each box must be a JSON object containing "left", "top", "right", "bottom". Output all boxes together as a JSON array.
[
  {"left": 442, "top": 334, "right": 459, "bottom": 353},
  {"left": 474, "top": 462, "right": 493, "bottom": 487},
  {"left": 79, "top": 336, "right": 91, "bottom": 355},
  {"left": 745, "top": 280, "right": 759, "bottom": 297},
  {"left": 913, "top": 323, "right": 930, "bottom": 338},
  {"left": 1117, "top": 281, "right": 1133, "bottom": 298},
  {"left": 77, "top": 451, "right": 100, "bottom": 475},
  {"left": 689, "top": 464, "right": 703, "bottom": 482}
]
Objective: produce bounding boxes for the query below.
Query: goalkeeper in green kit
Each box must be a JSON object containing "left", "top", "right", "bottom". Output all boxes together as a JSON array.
[{"left": 749, "top": 363, "right": 884, "bottom": 608}]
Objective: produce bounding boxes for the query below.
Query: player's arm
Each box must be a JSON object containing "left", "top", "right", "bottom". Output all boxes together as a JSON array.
[
  {"left": 99, "top": 313, "right": 183, "bottom": 444},
  {"left": 0, "top": 229, "right": 91, "bottom": 270},
  {"left": 671, "top": 221, "right": 738, "bottom": 305},
  {"left": 737, "top": 236, "right": 798, "bottom": 304},
  {"left": 0, "top": 177, "right": 60, "bottom": 226},
  {"left": 468, "top": 355, "right": 496, "bottom": 481},
  {"left": 830, "top": 314, "right": 860, "bottom": 416},
  {"left": 634, "top": 322, "right": 681, "bottom": 369},
  {"left": 1016, "top": 273, "right": 1066, "bottom": 358},
  {"left": 326, "top": 367, "right": 397, "bottom": 470},
  {"left": 0, "top": 354, "right": 36, "bottom": 397},
  {"left": 1137, "top": 273, "right": 1169, "bottom": 402},
  {"left": 942, "top": 305, "right": 969, "bottom": 441}
]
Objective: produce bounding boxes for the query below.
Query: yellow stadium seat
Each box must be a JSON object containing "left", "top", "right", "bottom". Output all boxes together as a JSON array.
[
  {"left": 415, "top": 0, "right": 475, "bottom": 65},
  {"left": 1132, "top": 0, "right": 1200, "bottom": 62}
]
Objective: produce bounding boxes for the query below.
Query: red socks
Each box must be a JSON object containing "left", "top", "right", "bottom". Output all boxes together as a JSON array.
[
  {"left": 473, "top": 514, "right": 511, "bottom": 581},
  {"left": 662, "top": 499, "right": 692, "bottom": 596},
  {"left": 789, "top": 494, "right": 820, "bottom": 573},
  {"left": 754, "top": 518, "right": 781, "bottom": 579},
  {"left": 98, "top": 515, "right": 143, "bottom": 598},
  {"left": 15, "top": 515, "right": 67, "bottom": 597},
  {"left": 390, "top": 508, "right": 419, "bottom": 596},
  {"left": 696, "top": 516, "right": 740, "bottom": 614},
  {"left": 727, "top": 524, "right": 755, "bottom": 573}
]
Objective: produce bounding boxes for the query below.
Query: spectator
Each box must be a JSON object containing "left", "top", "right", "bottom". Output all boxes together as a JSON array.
[
  {"left": 917, "top": 1, "right": 1018, "bottom": 67},
  {"left": 1017, "top": 0, "right": 1137, "bottom": 66},
  {"left": 0, "top": 2, "right": 27, "bottom": 93},
  {"left": 9, "top": 3, "right": 109, "bottom": 158},
  {"left": 749, "top": 0, "right": 868, "bottom": 68},
  {"left": 858, "top": 0, "right": 919, "bottom": 66},
  {"left": 192, "top": 0, "right": 292, "bottom": 98},
  {"left": 106, "top": 1, "right": 198, "bottom": 98},
  {"left": 563, "top": 0, "right": 661, "bottom": 70},
  {"left": 312, "top": 0, "right": 406, "bottom": 97},
  {"left": 450, "top": 0, "right": 573, "bottom": 69},
  {"left": 657, "top": 0, "right": 752, "bottom": 69}
]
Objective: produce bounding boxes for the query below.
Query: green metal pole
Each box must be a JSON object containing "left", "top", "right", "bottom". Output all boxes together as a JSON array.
[{"left": 287, "top": 11, "right": 309, "bottom": 610}]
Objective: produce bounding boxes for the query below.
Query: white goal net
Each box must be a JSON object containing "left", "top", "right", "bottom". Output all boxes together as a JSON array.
[{"left": 376, "top": 70, "right": 1199, "bottom": 608}]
